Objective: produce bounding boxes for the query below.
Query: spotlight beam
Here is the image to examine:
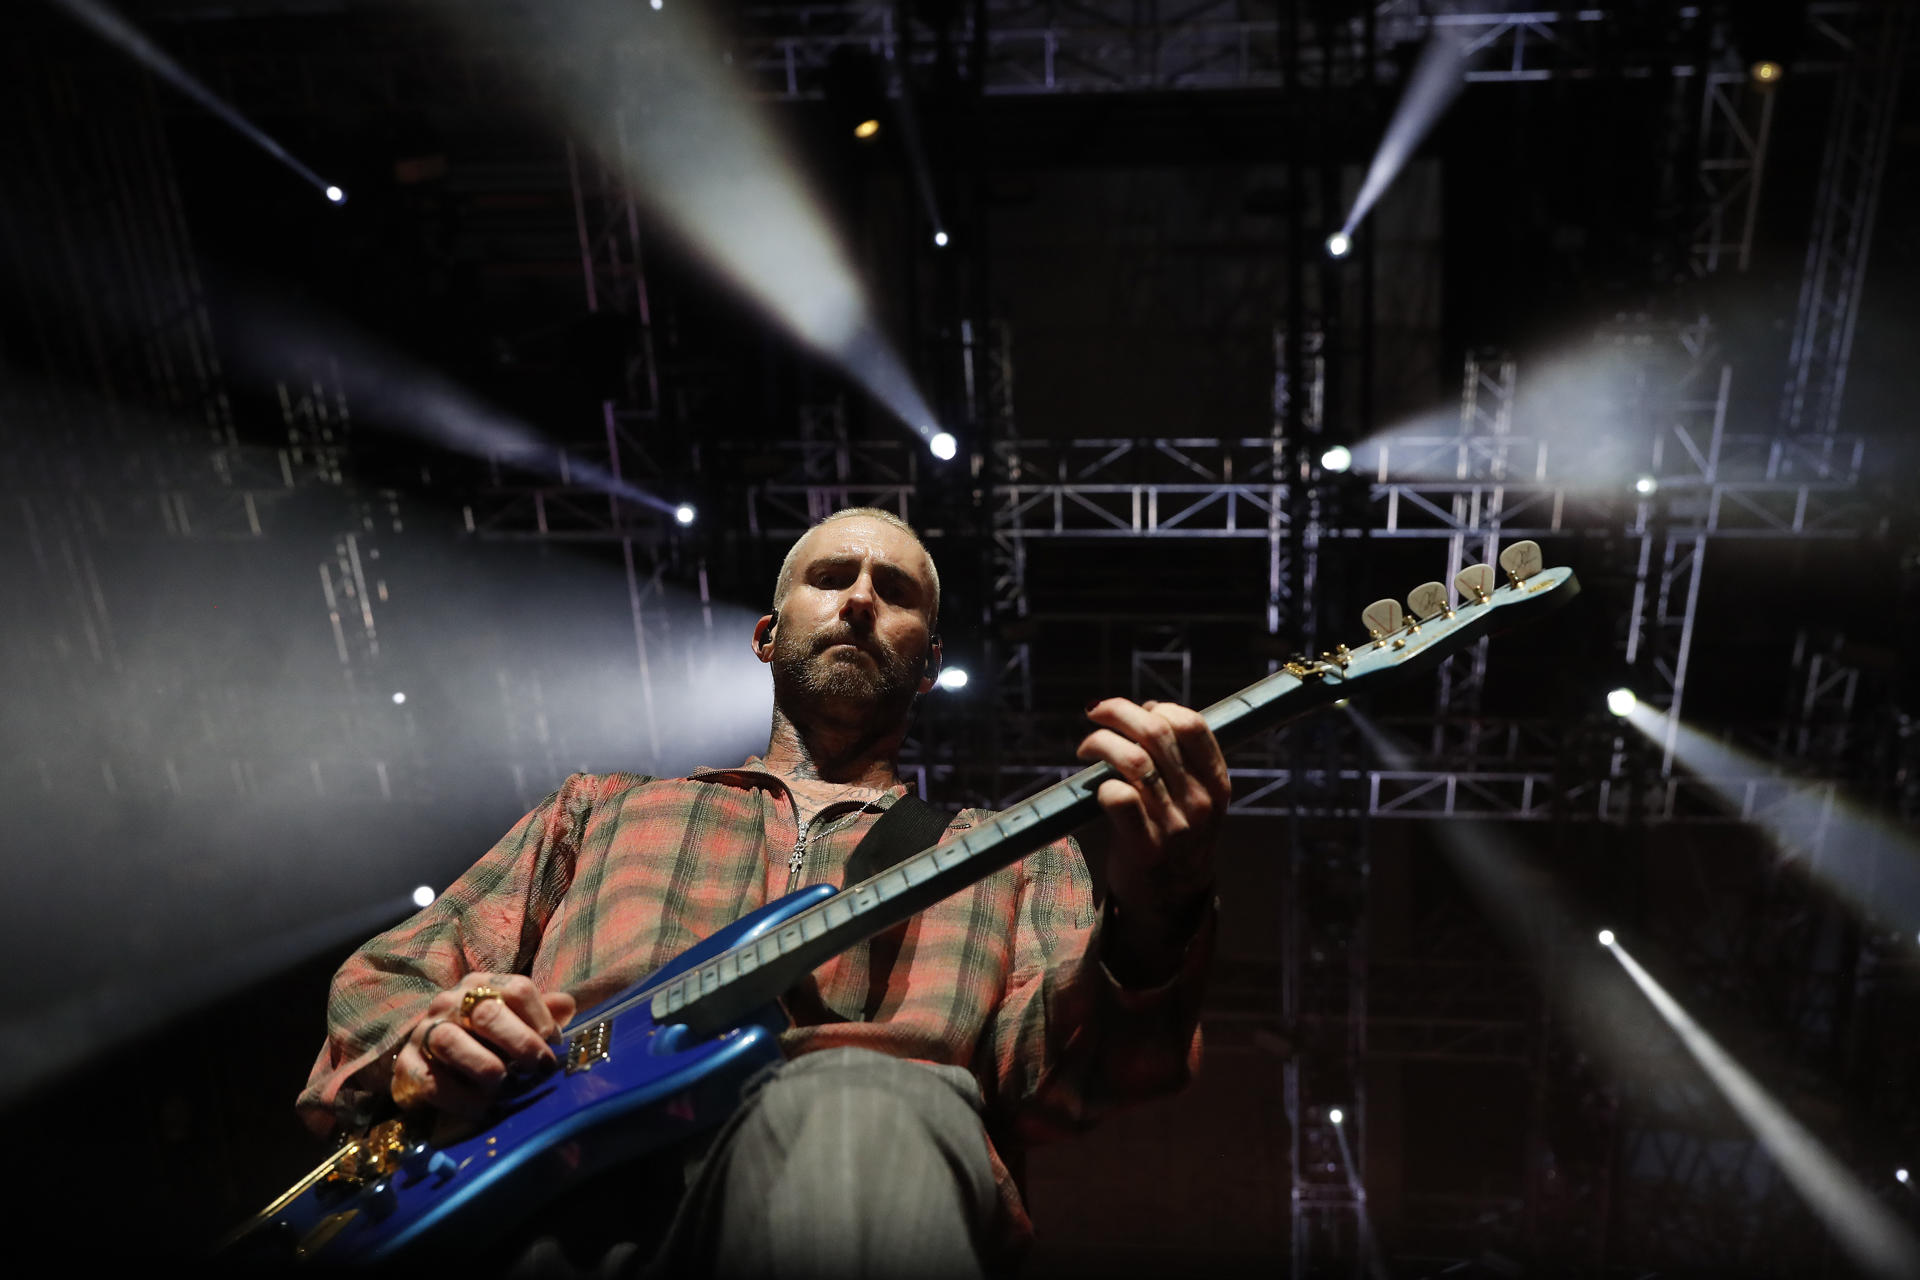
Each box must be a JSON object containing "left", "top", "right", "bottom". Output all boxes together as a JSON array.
[
  {"left": 434, "top": 2, "right": 941, "bottom": 450},
  {"left": 1338, "top": 27, "right": 1470, "bottom": 241},
  {"left": 46, "top": 0, "right": 343, "bottom": 201},
  {"left": 1619, "top": 703, "right": 1920, "bottom": 935},
  {"left": 0, "top": 893, "right": 420, "bottom": 1103},
  {"left": 889, "top": 78, "right": 947, "bottom": 252},
  {"left": 1605, "top": 939, "right": 1920, "bottom": 1280},
  {"left": 235, "top": 301, "right": 684, "bottom": 520}
]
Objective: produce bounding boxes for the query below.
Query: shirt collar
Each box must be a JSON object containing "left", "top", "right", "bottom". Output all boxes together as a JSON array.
[{"left": 688, "top": 757, "right": 912, "bottom": 810}]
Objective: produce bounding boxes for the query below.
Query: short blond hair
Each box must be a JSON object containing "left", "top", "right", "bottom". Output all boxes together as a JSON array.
[{"left": 773, "top": 507, "right": 940, "bottom": 629}]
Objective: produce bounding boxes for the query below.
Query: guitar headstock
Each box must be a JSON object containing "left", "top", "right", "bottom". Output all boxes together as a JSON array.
[
  {"left": 1352, "top": 540, "right": 1576, "bottom": 680},
  {"left": 1199, "top": 542, "right": 1580, "bottom": 740},
  {"left": 1297, "top": 541, "right": 1580, "bottom": 690}
]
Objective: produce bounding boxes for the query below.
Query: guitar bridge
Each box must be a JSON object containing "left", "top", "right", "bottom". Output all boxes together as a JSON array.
[{"left": 565, "top": 1020, "right": 612, "bottom": 1074}]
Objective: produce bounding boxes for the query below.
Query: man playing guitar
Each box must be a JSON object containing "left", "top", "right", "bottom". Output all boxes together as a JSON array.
[{"left": 297, "top": 507, "right": 1230, "bottom": 1277}]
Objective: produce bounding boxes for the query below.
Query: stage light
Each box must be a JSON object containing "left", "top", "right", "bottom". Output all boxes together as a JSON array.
[
  {"left": 412, "top": 885, "right": 436, "bottom": 908},
  {"left": 1598, "top": 929, "right": 1616, "bottom": 946},
  {"left": 1333, "top": 698, "right": 1351, "bottom": 709},
  {"left": 1634, "top": 475, "right": 1658, "bottom": 496},
  {"left": 853, "top": 118, "right": 881, "bottom": 141},
  {"left": 1328, "top": 1107, "right": 1345, "bottom": 1125},
  {"left": 936, "top": 667, "right": 969, "bottom": 691},
  {"left": 325, "top": 185, "right": 346, "bottom": 204},
  {"left": 1321, "top": 444, "right": 1352, "bottom": 473},
  {"left": 673, "top": 503, "right": 697, "bottom": 526},
  {"left": 391, "top": 691, "right": 407, "bottom": 705},
  {"left": 933, "top": 230, "right": 949, "bottom": 247},
  {"left": 1325, "top": 231, "right": 1352, "bottom": 259},
  {"left": 1607, "top": 688, "right": 1637, "bottom": 717},
  {"left": 1752, "top": 59, "right": 1783, "bottom": 85},
  {"left": 1898, "top": 1168, "right": 1911, "bottom": 1185},
  {"left": 649, "top": 0, "right": 662, "bottom": 8},
  {"left": 930, "top": 431, "right": 958, "bottom": 461}
]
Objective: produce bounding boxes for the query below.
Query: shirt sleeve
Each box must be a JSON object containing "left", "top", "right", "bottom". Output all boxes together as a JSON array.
[
  {"left": 975, "top": 830, "right": 1215, "bottom": 1143},
  {"left": 293, "top": 773, "right": 599, "bottom": 1135}
]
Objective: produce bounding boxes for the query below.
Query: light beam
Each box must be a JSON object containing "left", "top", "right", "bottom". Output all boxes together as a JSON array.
[
  {"left": 1619, "top": 703, "right": 1920, "bottom": 935},
  {"left": 1338, "top": 26, "right": 1469, "bottom": 243},
  {"left": 1605, "top": 937, "right": 1920, "bottom": 1280},
  {"left": 434, "top": 2, "right": 942, "bottom": 450},
  {"left": 47, "top": 0, "right": 346, "bottom": 203}
]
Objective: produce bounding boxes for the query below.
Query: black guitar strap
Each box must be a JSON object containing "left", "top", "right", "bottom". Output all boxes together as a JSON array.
[{"left": 841, "top": 793, "right": 952, "bottom": 888}]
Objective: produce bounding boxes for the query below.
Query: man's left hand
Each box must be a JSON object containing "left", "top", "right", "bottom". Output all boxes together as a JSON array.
[{"left": 1077, "top": 698, "right": 1232, "bottom": 979}]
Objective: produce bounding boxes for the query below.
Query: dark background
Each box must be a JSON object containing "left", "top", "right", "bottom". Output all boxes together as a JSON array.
[{"left": 2, "top": 1, "right": 1917, "bottom": 1275}]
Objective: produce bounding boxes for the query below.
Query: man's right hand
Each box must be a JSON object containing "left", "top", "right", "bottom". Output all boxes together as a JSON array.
[{"left": 389, "top": 974, "right": 576, "bottom": 1118}]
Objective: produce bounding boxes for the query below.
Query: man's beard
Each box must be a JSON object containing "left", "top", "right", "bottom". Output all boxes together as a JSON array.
[{"left": 771, "top": 621, "right": 925, "bottom": 722}]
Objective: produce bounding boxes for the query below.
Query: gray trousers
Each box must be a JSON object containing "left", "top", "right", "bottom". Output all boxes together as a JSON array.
[{"left": 512, "top": 1048, "right": 1004, "bottom": 1280}]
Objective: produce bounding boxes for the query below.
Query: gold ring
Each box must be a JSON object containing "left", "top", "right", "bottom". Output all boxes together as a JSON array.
[
  {"left": 418, "top": 1016, "right": 452, "bottom": 1064},
  {"left": 459, "top": 985, "right": 503, "bottom": 1024}
]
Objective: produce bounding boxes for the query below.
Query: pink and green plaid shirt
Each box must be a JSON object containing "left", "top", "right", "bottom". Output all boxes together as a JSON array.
[{"left": 298, "top": 762, "right": 1212, "bottom": 1229}]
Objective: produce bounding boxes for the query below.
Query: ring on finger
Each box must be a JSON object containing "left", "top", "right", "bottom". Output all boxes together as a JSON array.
[
  {"left": 418, "top": 1016, "right": 453, "bottom": 1065},
  {"left": 458, "top": 985, "right": 503, "bottom": 1026},
  {"left": 1138, "top": 768, "right": 1163, "bottom": 789}
]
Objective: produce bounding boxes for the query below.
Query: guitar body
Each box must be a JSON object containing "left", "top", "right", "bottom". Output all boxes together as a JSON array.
[{"left": 235, "top": 884, "right": 839, "bottom": 1265}]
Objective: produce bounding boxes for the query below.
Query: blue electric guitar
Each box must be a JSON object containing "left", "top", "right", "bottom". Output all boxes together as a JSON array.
[{"left": 223, "top": 545, "right": 1577, "bottom": 1264}]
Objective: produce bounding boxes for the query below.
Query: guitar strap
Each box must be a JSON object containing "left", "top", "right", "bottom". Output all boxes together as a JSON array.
[{"left": 840, "top": 793, "right": 952, "bottom": 888}]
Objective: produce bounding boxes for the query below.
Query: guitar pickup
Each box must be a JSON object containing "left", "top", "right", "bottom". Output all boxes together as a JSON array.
[{"left": 564, "top": 1020, "right": 612, "bottom": 1074}]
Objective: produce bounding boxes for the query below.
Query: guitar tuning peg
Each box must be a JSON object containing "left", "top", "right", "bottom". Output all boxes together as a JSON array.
[
  {"left": 1407, "top": 581, "right": 1452, "bottom": 621},
  {"left": 1454, "top": 563, "right": 1495, "bottom": 604},
  {"left": 1498, "top": 539, "right": 1544, "bottom": 585},
  {"left": 1362, "top": 598, "right": 1404, "bottom": 641}
]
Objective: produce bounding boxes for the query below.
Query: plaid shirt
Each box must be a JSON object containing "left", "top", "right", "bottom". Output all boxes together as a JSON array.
[{"left": 298, "top": 762, "right": 1213, "bottom": 1232}]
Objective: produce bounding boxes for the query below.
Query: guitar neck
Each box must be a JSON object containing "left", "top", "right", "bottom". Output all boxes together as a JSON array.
[
  {"left": 654, "top": 665, "right": 1339, "bottom": 1035},
  {"left": 653, "top": 564, "right": 1578, "bottom": 1037}
]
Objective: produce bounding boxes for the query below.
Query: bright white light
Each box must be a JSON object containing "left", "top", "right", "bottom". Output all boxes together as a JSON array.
[
  {"left": 649, "top": 0, "right": 662, "bottom": 8},
  {"left": 325, "top": 185, "right": 346, "bottom": 204},
  {"left": 391, "top": 691, "right": 407, "bottom": 705},
  {"left": 1320, "top": 444, "right": 1352, "bottom": 473},
  {"left": 936, "top": 667, "right": 969, "bottom": 691},
  {"left": 1607, "top": 688, "right": 1637, "bottom": 717},
  {"left": 930, "top": 431, "right": 958, "bottom": 461},
  {"left": 1634, "top": 475, "right": 1658, "bottom": 496},
  {"left": 1328, "top": 1107, "right": 1345, "bottom": 1125},
  {"left": 412, "top": 885, "right": 435, "bottom": 908},
  {"left": 674, "top": 503, "right": 696, "bottom": 526},
  {"left": 1325, "top": 231, "right": 1352, "bottom": 259},
  {"left": 1597, "top": 929, "right": 1616, "bottom": 947},
  {"left": 933, "top": 230, "right": 949, "bottom": 247},
  {"left": 1899, "top": 1168, "right": 1912, "bottom": 1185}
]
